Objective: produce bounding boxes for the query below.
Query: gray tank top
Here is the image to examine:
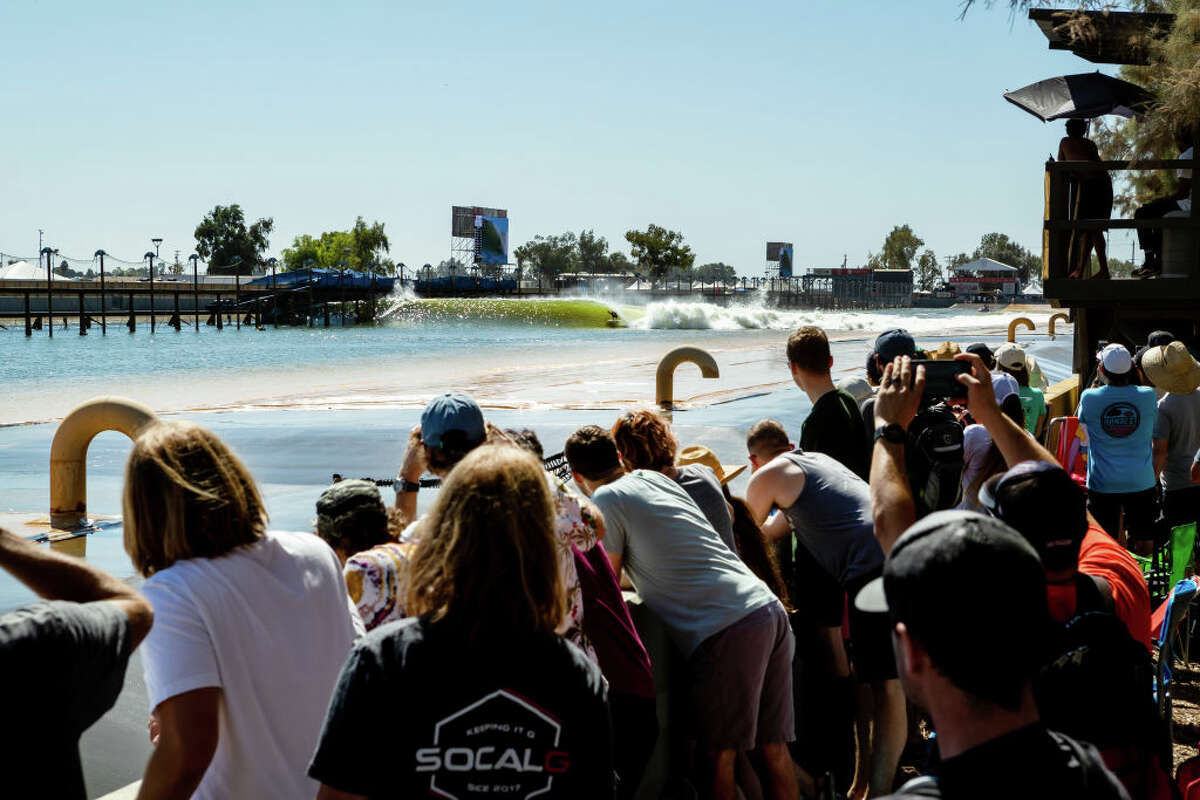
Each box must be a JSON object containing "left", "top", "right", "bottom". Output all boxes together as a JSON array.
[{"left": 779, "top": 450, "right": 883, "bottom": 586}]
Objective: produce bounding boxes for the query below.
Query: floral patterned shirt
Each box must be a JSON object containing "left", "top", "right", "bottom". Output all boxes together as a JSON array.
[{"left": 344, "top": 542, "right": 414, "bottom": 632}]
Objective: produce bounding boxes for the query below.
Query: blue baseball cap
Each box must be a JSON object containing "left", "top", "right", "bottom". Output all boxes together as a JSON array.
[
  {"left": 875, "top": 328, "right": 916, "bottom": 363},
  {"left": 420, "top": 392, "right": 486, "bottom": 448}
]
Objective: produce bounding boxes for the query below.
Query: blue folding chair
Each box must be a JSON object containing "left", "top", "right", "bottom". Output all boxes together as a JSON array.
[{"left": 1155, "top": 578, "right": 1198, "bottom": 741}]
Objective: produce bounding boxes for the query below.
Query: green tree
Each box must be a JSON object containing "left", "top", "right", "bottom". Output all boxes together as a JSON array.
[
  {"left": 350, "top": 217, "right": 393, "bottom": 274},
  {"left": 577, "top": 230, "right": 610, "bottom": 273},
  {"left": 695, "top": 262, "right": 738, "bottom": 284},
  {"left": 194, "top": 204, "right": 274, "bottom": 275},
  {"left": 971, "top": 232, "right": 1041, "bottom": 284},
  {"left": 624, "top": 224, "right": 695, "bottom": 284},
  {"left": 876, "top": 224, "right": 925, "bottom": 271},
  {"left": 513, "top": 233, "right": 578, "bottom": 281},
  {"left": 914, "top": 249, "right": 943, "bottom": 292},
  {"left": 947, "top": 252, "right": 972, "bottom": 269},
  {"left": 607, "top": 251, "right": 634, "bottom": 274}
]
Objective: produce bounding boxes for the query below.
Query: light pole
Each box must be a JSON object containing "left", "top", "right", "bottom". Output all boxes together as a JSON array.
[
  {"left": 41, "top": 246, "right": 53, "bottom": 338},
  {"left": 144, "top": 251, "right": 157, "bottom": 333},
  {"left": 94, "top": 249, "right": 107, "bottom": 335},
  {"left": 304, "top": 258, "right": 316, "bottom": 327},
  {"left": 340, "top": 247, "right": 350, "bottom": 325},
  {"left": 267, "top": 257, "right": 278, "bottom": 328},
  {"left": 189, "top": 254, "right": 200, "bottom": 331},
  {"left": 337, "top": 258, "right": 347, "bottom": 326},
  {"left": 229, "top": 255, "right": 243, "bottom": 330}
]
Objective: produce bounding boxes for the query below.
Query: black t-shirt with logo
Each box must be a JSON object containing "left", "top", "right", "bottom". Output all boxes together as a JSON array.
[{"left": 309, "top": 615, "right": 614, "bottom": 799}]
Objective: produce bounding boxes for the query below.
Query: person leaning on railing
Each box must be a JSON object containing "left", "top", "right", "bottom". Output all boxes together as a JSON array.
[{"left": 0, "top": 526, "right": 154, "bottom": 800}]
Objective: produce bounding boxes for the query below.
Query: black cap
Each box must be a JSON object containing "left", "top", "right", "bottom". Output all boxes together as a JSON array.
[
  {"left": 965, "top": 342, "right": 996, "bottom": 370},
  {"left": 855, "top": 511, "right": 1049, "bottom": 698},
  {"left": 978, "top": 461, "right": 1087, "bottom": 572},
  {"left": 875, "top": 329, "right": 917, "bottom": 363},
  {"left": 1148, "top": 330, "right": 1176, "bottom": 348}
]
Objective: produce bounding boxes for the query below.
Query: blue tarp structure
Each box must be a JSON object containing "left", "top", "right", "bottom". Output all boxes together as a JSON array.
[{"left": 247, "top": 268, "right": 395, "bottom": 292}]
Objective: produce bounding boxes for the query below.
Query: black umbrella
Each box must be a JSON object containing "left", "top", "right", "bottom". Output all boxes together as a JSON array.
[{"left": 1003, "top": 72, "right": 1152, "bottom": 122}]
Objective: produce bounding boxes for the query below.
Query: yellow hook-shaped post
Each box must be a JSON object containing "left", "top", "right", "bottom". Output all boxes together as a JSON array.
[
  {"left": 1007, "top": 317, "right": 1035, "bottom": 343},
  {"left": 50, "top": 396, "right": 158, "bottom": 530},
  {"left": 1048, "top": 312, "right": 1070, "bottom": 340},
  {"left": 656, "top": 347, "right": 719, "bottom": 408}
]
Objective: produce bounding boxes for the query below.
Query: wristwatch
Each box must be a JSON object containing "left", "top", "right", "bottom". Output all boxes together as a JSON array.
[
  {"left": 397, "top": 478, "right": 422, "bottom": 493},
  {"left": 874, "top": 424, "right": 907, "bottom": 445}
]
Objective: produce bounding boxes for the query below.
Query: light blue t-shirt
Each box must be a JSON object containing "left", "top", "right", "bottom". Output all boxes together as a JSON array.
[
  {"left": 1078, "top": 384, "right": 1158, "bottom": 493},
  {"left": 592, "top": 469, "right": 777, "bottom": 657}
]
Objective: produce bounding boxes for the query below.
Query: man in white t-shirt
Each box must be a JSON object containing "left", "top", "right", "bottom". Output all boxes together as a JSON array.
[{"left": 1133, "top": 127, "right": 1194, "bottom": 276}]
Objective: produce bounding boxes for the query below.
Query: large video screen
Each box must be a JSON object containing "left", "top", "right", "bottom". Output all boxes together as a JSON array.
[
  {"left": 779, "top": 245, "right": 794, "bottom": 278},
  {"left": 766, "top": 241, "right": 793, "bottom": 262},
  {"left": 453, "top": 206, "right": 506, "bottom": 238},
  {"left": 476, "top": 216, "right": 509, "bottom": 264}
]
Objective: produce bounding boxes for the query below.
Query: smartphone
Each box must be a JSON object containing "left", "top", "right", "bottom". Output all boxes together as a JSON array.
[{"left": 911, "top": 359, "right": 970, "bottom": 400}]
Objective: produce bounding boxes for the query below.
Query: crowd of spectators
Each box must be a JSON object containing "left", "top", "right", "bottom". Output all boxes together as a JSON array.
[{"left": 4, "top": 323, "right": 1200, "bottom": 799}]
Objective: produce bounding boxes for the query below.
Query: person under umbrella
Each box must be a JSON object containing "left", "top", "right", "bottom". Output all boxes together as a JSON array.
[{"left": 1058, "top": 119, "right": 1112, "bottom": 280}]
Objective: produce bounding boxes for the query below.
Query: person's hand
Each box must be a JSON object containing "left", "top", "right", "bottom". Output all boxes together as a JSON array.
[
  {"left": 874, "top": 356, "right": 924, "bottom": 431},
  {"left": 399, "top": 425, "right": 426, "bottom": 483},
  {"left": 954, "top": 353, "right": 1000, "bottom": 423}
]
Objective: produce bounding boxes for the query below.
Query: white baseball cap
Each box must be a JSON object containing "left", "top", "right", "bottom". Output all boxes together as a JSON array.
[{"left": 1098, "top": 343, "right": 1133, "bottom": 375}]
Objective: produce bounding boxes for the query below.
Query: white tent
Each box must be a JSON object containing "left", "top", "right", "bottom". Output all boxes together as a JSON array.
[{"left": 0, "top": 260, "right": 75, "bottom": 281}]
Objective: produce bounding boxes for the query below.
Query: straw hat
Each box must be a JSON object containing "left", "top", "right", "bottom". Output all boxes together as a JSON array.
[
  {"left": 677, "top": 445, "right": 747, "bottom": 484},
  {"left": 1142, "top": 341, "right": 1200, "bottom": 395},
  {"left": 927, "top": 341, "right": 962, "bottom": 361}
]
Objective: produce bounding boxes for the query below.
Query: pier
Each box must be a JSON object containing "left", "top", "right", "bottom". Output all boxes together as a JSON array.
[{"left": 0, "top": 268, "right": 396, "bottom": 335}]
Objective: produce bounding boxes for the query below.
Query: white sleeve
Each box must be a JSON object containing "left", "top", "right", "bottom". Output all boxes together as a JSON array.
[{"left": 141, "top": 575, "right": 222, "bottom": 710}]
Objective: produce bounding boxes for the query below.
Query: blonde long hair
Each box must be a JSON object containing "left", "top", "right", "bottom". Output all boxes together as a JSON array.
[
  {"left": 406, "top": 444, "right": 564, "bottom": 641},
  {"left": 123, "top": 421, "right": 266, "bottom": 577}
]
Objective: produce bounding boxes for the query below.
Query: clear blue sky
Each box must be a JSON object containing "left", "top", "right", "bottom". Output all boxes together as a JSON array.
[{"left": 0, "top": 0, "right": 1139, "bottom": 273}]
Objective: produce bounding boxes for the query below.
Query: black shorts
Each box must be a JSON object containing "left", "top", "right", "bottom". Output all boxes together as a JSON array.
[
  {"left": 845, "top": 570, "right": 898, "bottom": 683},
  {"left": 1088, "top": 487, "right": 1160, "bottom": 542},
  {"left": 792, "top": 540, "right": 845, "bottom": 629}
]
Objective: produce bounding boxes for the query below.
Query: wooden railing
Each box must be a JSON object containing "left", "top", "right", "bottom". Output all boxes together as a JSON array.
[{"left": 1043, "top": 156, "right": 1199, "bottom": 283}]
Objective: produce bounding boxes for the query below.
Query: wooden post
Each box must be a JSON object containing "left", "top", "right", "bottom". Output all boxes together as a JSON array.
[
  {"left": 128, "top": 291, "right": 136, "bottom": 332},
  {"left": 172, "top": 293, "right": 181, "bottom": 331},
  {"left": 216, "top": 295, "right": 223, "bottom": 330},
  {"left": 97, "top": 251, "right": 107, "bottom": 335},
  {"left": 23, "top": 291, "right": 31, "bottom": 336},
  {"left": 324, "top": 302, "right": 331, "bottom": 328},
  {"left": 78, "top": 291, "right": 86, "bottom": 335},
  {"left": 235, "top": 271, "right": 241, "bottom": 330}
]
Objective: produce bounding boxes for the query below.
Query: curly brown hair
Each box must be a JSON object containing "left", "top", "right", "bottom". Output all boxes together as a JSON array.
[
  {"left": 611, "top": 409, "right": 677, "bottom": 472},
  {"left": 405, "top": 444, "right": 565, "bottom": 642}
]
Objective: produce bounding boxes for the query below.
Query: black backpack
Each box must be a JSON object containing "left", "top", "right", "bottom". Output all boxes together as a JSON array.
[
  {"left": 904, "top": 402, "right": 964, "bottom": 517},
  {"left": 1035, "top": 593, "right": 1173, "bottom": 798}
]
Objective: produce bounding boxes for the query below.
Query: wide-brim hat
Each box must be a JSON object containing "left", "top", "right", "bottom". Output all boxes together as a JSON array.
[
  {"left": 677, "top": 445, "right": 747, "bottom": 484},
  {"left": 1143, "top": 341, "right": 1200, "bottom": 395}
]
